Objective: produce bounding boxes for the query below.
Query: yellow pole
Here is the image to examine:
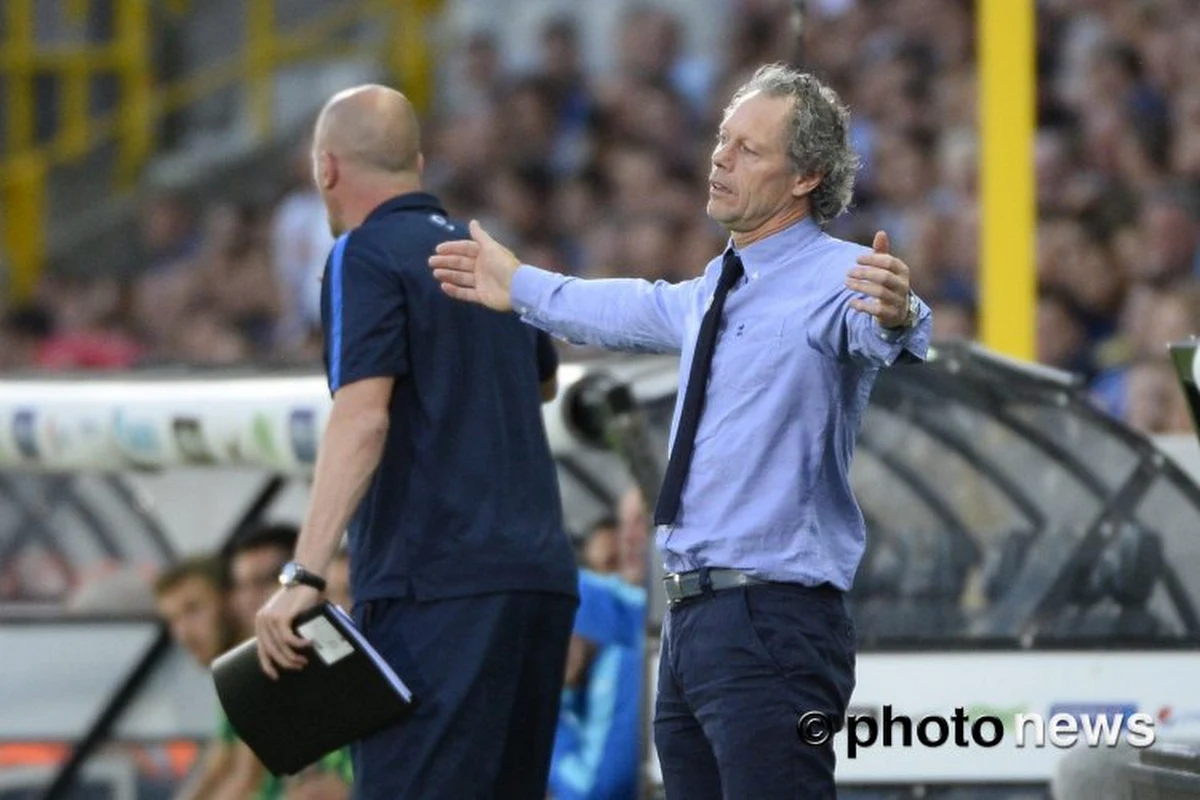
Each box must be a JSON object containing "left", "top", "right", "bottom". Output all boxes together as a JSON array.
[
  {"left": 2, "top": 0, "right": 42, "bottom": 301},
  {"left": 61, "top": 61, "right": 91, "bottom": 159},
  {"left": 979, "top": 0, "right": 1036, "bottom": 360},
  {"left": 116, "top": 0, "right": 152, "bottom": 185},
  {"left": 61, "top": 0, "right": 89, "bottom": 158},
  {"left": 4, "top": 0, "right": 35, "bottom": 155},
  {"left": 2, "top": 155, "right": 47, "bottom": 302},
  {"left": 392, "top": 0, "right": 441, "bottom": 114},
  {"left": 247, "top": 0, "right": 275, "bottom": 139}
]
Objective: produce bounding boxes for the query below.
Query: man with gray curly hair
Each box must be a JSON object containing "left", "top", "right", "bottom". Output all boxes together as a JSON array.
[{"left": 431, "top": 62, "right": 932, "bottom": 797}]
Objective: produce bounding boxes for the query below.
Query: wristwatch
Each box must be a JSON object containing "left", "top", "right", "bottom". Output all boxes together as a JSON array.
[
  {"left": 888, "top": 291, "right": 919, "bottom": 330},
  {"left": 278, "top": 561, "right": 327, "bottom": 592}
]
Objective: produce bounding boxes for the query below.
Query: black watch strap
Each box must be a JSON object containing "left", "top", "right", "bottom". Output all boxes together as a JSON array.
[{"left": 279, "top": 561, "right": 327, "bottom": 592}]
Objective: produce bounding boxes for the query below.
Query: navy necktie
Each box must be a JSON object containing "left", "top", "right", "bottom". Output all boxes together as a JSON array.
[{"left": 654, "top": 249, "right": 745, "bottom": 526}]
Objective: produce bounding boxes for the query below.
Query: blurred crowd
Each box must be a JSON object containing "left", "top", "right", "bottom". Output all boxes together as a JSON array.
[{"left": 0, "top": 0, "right": 1197, "bottom": 435}]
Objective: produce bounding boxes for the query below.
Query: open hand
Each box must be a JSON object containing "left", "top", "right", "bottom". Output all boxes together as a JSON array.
[
  {"left": 254, "top": 585, "right": 319, "bottom": 680},
  {"left": 845, "top": 231, "right": 911, "bottom": 328},
  {"left": 429, "top": 220, "right": 521, "bottom": 312}
]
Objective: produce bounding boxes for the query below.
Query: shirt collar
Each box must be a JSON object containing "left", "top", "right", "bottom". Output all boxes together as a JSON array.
[
  {"left": 727, "top": 215, "right": 822, "bottom": 276},
  {"left": 364, "top": 191, "right": 446, "bottom": 224}
]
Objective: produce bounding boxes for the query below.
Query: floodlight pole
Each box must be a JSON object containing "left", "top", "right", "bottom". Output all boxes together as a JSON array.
[{"left": 979, "top": 0, "right": 1036, "bottom": 360}]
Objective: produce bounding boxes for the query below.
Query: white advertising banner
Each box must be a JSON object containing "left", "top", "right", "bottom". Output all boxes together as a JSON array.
[
  {"left": 646, "top": 649, "right": 1200, "bottom": 784},
  {"left": 0, "top": 377, "right": 332, "bottom": 475}
]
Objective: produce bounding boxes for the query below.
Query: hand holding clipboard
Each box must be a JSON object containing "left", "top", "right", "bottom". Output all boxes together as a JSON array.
[{"left": 212, "top": 602, "right": 416, "bottom": 775}]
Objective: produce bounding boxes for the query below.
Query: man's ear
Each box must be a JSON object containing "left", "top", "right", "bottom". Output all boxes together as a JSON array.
[
  {"left": 315, "top": 151, "right": 338, "bottom": 191},
  {"left": 416, "top": 151, "right": 426, "bottom": 175},
  {"left": 792, "top": 172, "right": 823, "bottom": 199}
]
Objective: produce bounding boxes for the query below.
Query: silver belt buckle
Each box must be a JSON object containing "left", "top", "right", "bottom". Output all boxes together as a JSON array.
[{"left": 667, "top": 573, "right": 683, "bottom": 605}]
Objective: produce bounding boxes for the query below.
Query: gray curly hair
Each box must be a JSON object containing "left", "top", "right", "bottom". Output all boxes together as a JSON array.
[{"left": 725, "top": 63, "right": 859, "bottom": 225}]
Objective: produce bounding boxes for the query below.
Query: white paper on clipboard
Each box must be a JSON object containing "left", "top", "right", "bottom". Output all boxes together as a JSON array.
[{"left": 297, "top": 614, "right": 356, "bottom": 666}]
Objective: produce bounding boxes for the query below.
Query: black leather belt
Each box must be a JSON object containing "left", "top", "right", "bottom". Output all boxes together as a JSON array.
[{"left": 663, "top": 568, "right": 767, "bottom": 606}]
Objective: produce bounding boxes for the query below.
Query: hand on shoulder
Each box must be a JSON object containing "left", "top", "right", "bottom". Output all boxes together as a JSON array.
[{"left": 429, "top": 220, "right": 520, "bottom": 312}]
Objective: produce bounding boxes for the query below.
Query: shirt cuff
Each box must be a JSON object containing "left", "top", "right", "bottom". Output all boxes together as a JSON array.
[
  {"left": 510, "top": 264, "right": 565, "bottom": 318},
  {"left": 872, "top": 294, "right": 933, "bottom": 365}
]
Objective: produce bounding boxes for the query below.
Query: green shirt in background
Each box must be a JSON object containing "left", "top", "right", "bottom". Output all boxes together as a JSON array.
[
  {"left": 218, "top": 711, "right": 352, "bottom": 798},
  {"left": 256, "top": 749, "right": 353, "bottom": 798}
]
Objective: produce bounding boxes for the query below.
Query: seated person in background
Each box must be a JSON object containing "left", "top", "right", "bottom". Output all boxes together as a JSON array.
[
  {"left": 154, "top": 555, "right": 263, "bottom": 800},
  {"left": 616, "top": 487, "right": 650, "bottom": 589},
  {"left": 582, "top": 516, "right": 620, "bottom": 575},
  {"left": 228, "top": 524, "right": 353, "bottom": 798},
  {"left": 550, "top": 491, "right": 650, "bottom": 800},
  {"left": 550, "top": 571, "right": 647, "bottom": 800}
]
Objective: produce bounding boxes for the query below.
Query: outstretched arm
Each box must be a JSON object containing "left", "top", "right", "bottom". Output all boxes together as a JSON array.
[{"left": 430, "top": 221, "right": 699, "bottom": 353}]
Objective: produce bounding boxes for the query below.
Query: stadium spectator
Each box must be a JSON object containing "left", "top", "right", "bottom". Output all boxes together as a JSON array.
[
  {"left": 229, "top": 524, "right": 303, "bottom": 638},
  {"left": 550, "top": 488, "right": 650, "bottom": 800},
  {"left": 227, "top": 523, "right": 354, "bottom": 799},
  {"left": 617, "top": 486, "right": 651, "bottom": 587},
  {"left": 582, "top": 516, "right": 620, "bottom": 575},
  {"left": 25, "top": 275, "right": 143, "bottom": 370},
  {"left": 549, "top": 570, "right": 647, "bottom": 800},
  {"left": 153, "top": 555, "right": 264, "bottom": 800},
  {"left": 0, "top": 305, "right": 54, "bottom": 371},
  {"left": 272, "top": 138, "right": 335, "bottom": 356},
  {"left": 1125, "top": 357, "right": 1194, "bottom": 435},
  {"left": 201, "top": 202, "right": 282, "bottom": 353},
  {"left": 129, "top": 192, "right": 204, "bottom": 355}
]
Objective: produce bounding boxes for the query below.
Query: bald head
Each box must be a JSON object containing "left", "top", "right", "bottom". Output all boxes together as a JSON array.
[{"left": 315, "top": 84, "right": 421, "bottom": 175}]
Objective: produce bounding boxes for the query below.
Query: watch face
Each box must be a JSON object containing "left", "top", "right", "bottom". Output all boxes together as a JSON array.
[{"left": 279, "top": 563, "right": 298, "bottom": 586}]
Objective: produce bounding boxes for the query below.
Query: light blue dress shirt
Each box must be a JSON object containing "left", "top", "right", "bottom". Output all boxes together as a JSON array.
[{"left": 511, "top": 216, "right": 932, "bottom": 590}]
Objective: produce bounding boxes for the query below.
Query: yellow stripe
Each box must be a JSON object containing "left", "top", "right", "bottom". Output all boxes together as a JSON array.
[
  {"left": 979, "top": 0, "right": 1036, "bottom": 361},
  {"left": 246, "top": 0, "right": 276, "bottom": 140},
  {"left": 2, "top": 155, "right": 45, "bottom": 302},
  {"left": 3, "top": 0, "right": 35, "bottom": 154}
]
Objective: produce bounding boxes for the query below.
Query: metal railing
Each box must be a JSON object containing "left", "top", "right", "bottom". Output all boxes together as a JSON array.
[{"left": 0, "top": 0, "right": 442, "bottom": 304}]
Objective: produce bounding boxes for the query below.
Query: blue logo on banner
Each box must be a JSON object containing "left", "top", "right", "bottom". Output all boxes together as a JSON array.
[
  {"left": 113, "top": 410, "right": 163, "bottom": 464},
  {"left": 12, "top": 409, "right": 39, "bottom": 459},
  {"left": 288, "top": 409, "right": 318, "bottom": 464}
]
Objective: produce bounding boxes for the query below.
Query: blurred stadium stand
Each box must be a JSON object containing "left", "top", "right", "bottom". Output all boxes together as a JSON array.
[
  {"left": 0, "top": 0, "right": 430, "bottom": 293},
  {"left": 2, "top": 0, "right": 1197, "bottom": 435}
]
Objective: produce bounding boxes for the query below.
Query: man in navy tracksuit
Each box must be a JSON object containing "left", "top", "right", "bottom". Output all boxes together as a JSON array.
[{"left": 256, "top": 84, "right": 578, "bottom": 799}]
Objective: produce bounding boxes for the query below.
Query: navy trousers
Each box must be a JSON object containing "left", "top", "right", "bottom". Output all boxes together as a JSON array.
[
  {"left": 351, "top": 591, "right": 576, "bottom": 799},
  {"left": 654, "top": 578, "right": 857, "bottom": 799}
]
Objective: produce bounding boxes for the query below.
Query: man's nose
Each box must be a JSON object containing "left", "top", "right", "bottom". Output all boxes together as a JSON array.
[{"left": 712, "top": 142, "right": 732, "bottom": 170}]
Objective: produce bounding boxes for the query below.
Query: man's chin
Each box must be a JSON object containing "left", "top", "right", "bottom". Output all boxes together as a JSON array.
[{"left": 705, "top": 200, "right": 733, "bottom": 226}]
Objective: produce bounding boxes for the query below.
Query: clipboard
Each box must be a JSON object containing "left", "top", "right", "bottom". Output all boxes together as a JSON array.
[{"left": 211, "top": 601, "right": 416, "bottom": 775}]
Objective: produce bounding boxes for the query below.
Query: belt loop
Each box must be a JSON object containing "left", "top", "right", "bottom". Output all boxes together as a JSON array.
[{"left": 698, "top": 567, "right": 713, "bottom": 595}]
